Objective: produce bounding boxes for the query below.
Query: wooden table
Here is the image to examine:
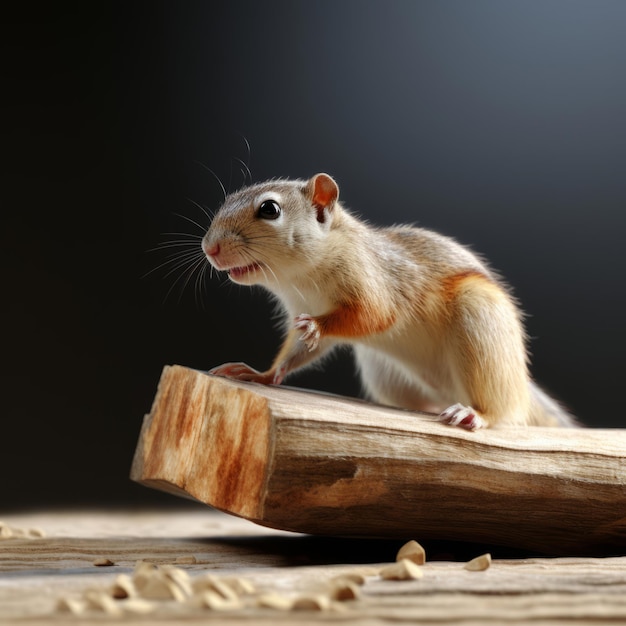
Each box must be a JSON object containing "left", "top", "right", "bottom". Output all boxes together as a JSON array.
[{"left": 2, "top": 508, "right": 626, "bottom": 624}]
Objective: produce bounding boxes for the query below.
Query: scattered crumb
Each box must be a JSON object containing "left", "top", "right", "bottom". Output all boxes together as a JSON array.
[
  {"left": 396, "top": 539, "right": 426, "bottom": 565},
  {"left": 292, "top": 594, "right": 332, "bottom": 611},
  {"left": 56, "top": 597, "right": 86, "bottom": 615},
  {"left": 0, "top": 522, "right": 45, "bottom": 540},
  {"left": 133, "top": 561, "right": 158, "bottom": 592},
  {"left": 380, "top": 558, "right": 424, "bottom": 581},
  {"left": 92, "top": 557, "right": 115, "bottom": 567},
  {"left": 83, "top": 589, "right": 123, "bottom": 616},
  {"left": 192, "top": 576, "right": 238, "bottom": 601},
  {"left": 160, "top": 565, "right": 193, "bottom": 597},
  {"left": 139, "top": 566, "right": 190, "bottom": 601},
  {"left": 53, "top": 559, "right": 377, "bottom": 616},
  {"left": 191, "top": 573, "right": 218, "bottom": 593},
  {"left": 192, "top": 590, "right": 242, "bottom": 611},
  {"left": 110, "top": 574, "right": 136, "bottom": 599},
  {"left": 222, "top": 576, "right": 256, "bottom": 595},
  {"left": 257, "top": 593, "right": 293, "bottom": 611},
  {"left": 330, "top": 579, "right": 361, "bottom": 601},
  {"left": 0, "top": 525, "right": 13, "bottom": 540},
  {"left": 464, "top": 553, "right": 492, "bottom": 571}
]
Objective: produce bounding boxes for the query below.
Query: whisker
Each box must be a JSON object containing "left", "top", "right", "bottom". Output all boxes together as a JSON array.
[
  {"left": 162, "top": 254, "right": 207, "bottom": 305},
  {"left": 177, "top": 255, "right": 208, "bottom": 304},
  {"left": 161, "top": 251, "right": 206, "bottom": 280},
  {"left": 159, "top": 232, "right": 203, "bottom": 243},
  {"left": 147, "top": 241, "right": 202, "bottom": 253},
  {"left": 244, "top": 247, "right": 283, "bottom": 291},
  {"left": 235, "top": 132, "right": 252, "bottom": 173},
  {"left": 233, "top": 156, "right": 252, "bottom": 186},
  {"left": 161, "top": 230, "right": 202, "bottom": 237},
  {"left": 173, "top": 211, "right": 208, "bottom": 235},
  {"left": 143, "top": 243, "right": 202, "bottom": 277},
  {"left": 185, "top": 197, "right": 214, "bottom": 223},
  {"left": 194, "top": 260, "right": 210, "bottom": 310},
  {"left": 194, "top": 160, "right": 226, "bottom": 202},
  {"left": 142, "top": 250, "right": 200, "bottom": 279},
  {"left": 263, "top": 262, "right": 279, "bottom": 284}
]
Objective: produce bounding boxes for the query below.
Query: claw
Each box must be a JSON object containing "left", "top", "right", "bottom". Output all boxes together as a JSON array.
[
  {"left": 294, "top": 313, "right": 321, "bottom": 352},
  {"left": 272, "top": 363, "right": 288, "bottom": 385},
  {"left": 439, "top": 403, "right": 486, "bottom": 431}
]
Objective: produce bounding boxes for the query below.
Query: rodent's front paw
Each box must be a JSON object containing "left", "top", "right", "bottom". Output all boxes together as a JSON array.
[
  {"left": 209, "top": 362, "right": 273, "bottom": 384},
  {"left": 294, "top": 313, "right": 321, "bottom": 352},
  {"left": 439, "top": 403, "right": 486, "bottom": 431}
]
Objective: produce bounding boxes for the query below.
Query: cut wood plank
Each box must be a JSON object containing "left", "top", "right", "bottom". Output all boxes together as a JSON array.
[{"left": 131, "top": 365, "right": 626, "bottom": 554}]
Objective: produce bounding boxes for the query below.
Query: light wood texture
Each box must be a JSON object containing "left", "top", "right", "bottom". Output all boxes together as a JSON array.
[
  {"left": 1, "top": 510, "right": 626, "bottom": 624},
  {"left": 131, "top": 365, "right": 626, "bottom": 554}
]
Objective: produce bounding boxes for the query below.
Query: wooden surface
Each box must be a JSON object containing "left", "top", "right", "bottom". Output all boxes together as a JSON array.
[
  {"left": 2, "top": 509, "right": 626, "bottom": 624},
  {"left": 132, "top": 365, "right": 626, "bottom": 554}
]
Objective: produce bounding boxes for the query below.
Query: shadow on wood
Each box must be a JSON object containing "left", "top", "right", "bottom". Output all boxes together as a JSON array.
[{"left": 131, "top": 365, "right": 626, "bottom": 555}]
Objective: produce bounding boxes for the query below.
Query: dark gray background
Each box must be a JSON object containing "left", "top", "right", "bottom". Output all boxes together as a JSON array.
[{"left": 3, "top": 0, "right": 625, "bottom": 508}]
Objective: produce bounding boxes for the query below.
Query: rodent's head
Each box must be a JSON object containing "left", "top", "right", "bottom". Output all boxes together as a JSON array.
[{"left": 202, "top": 173, "right": 339, "bottom": 286}]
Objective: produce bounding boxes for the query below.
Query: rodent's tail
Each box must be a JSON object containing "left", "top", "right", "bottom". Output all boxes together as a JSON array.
[{"left": 529, "top": 381, "right": 580, "bottom": 427}]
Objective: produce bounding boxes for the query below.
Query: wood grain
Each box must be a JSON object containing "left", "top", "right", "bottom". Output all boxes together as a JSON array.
[
  {"left": 2, "top": 511, "right": 626, "bottom": 624},
  {"left": 131, "top": 365, "right": 626, "bottom": 554}
]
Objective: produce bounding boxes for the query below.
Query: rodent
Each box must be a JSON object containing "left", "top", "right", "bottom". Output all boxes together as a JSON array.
[{"left": 202, "top": 173, "right": 576, "bottom": 430}]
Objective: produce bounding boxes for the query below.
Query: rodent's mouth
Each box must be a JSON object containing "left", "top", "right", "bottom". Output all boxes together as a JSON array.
[{"left": 228, "top": 262, "right": 261, "bottom": 280}]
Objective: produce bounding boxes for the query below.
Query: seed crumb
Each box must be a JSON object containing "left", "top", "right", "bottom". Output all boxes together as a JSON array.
[
  {"left": 56, "top": 597, "right": 86, "bottom": 615},
  {"left": 330, "top": 580, "right": 360, "bottom": 601},
  {"left": 464, "top": 553, "right": 492, "bottom": 571},
  {"left": 292, "top": 594, "right": 332, "bottom": 611},
  {"left": 0, "top": 523, "right": 46, "bottom": 540},
  {"left": 84, "top": 589, "right": 123, "bottom": 616},
  {"left": 0, "top": 526, "right": 13, "bottom": 540},
  {"left": 257, "top": 593, "right": 293, "bottom": 611},
  {"left": 380, "top": 558, "right": 423, "bottom": 581},
  {"left": 110, "top": 574, "right": 136, "bottom": 599},
  {"left": 222, "top": 576, "right": 256, "bottom": 595},
  {"left": 192, "top": 589, "right": 242, "bottom": 611},
  {"left": 396, "top": 539, "right": 426, "bottom": 565}
]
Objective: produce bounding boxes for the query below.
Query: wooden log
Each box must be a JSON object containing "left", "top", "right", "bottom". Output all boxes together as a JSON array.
[{"left": 131, "top": 365, "right": 626, "bottom": 554}]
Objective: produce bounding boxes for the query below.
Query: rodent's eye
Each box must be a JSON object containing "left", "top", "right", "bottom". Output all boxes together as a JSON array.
[{"left": 257, "top": 199, "right": 281, "bottom": 220}]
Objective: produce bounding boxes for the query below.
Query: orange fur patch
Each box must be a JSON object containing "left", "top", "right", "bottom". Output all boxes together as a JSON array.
[
  {"left": 318, "top": 302, "right": 395, "bottom": 338},
  {"left": 440, "top": 270, "right": 497, "bottom": 304}
]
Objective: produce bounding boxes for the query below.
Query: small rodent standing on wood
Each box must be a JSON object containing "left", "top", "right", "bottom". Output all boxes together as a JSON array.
[{"left": 202, "top": 173, "right": 575, "bottom": 430}]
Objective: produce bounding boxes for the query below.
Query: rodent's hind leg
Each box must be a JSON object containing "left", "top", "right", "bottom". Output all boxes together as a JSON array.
[
  {"left": 439, "top": 403, "right": 486, "bottom": 431},
  {"left": 354, "top": 346, "right": 441, "bottom": 412},
  {"left": 209, "top": 362, "right": 280, "bottom": 385}
]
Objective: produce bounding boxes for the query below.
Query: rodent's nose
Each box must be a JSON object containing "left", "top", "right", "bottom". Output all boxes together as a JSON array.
[{"left": 203, "top": 241, "right": 220, "bottom": 258}]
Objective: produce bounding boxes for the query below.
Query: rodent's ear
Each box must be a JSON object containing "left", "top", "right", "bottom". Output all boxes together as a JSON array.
[{"left": 307, "top": 173, "right": 339, "bottom": 223}]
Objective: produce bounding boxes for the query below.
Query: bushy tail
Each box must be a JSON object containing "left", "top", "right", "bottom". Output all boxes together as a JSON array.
[{"left": 529, "top": 381, "right": 579, "bottom": 427}]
